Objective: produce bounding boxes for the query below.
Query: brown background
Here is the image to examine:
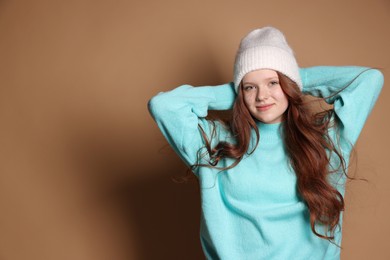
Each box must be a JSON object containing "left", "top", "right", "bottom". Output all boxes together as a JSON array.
[{"left": 0, "top": 0, "right": 389, "bottom": 259}]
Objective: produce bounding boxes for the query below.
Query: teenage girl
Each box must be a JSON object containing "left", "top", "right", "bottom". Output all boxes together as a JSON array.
[{"left": 148, "top": 26, "right": 384, "bottom": 259}]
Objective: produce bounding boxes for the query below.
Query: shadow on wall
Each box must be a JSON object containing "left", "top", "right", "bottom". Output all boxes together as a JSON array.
[
  {"left": 68, "top": 124, "right": 205, "bottom": 259},
  {"left": 120, "top": 171, "right": 203, "bottom": 260},
  {"left": 63, "top": 68, "right": 226, "bottom": 259},
  {"left": 61, "top": 37, "right": 227, "bottom": 259}
]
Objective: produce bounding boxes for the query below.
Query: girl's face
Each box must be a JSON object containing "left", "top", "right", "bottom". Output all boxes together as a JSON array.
[{"left": 242, "top": 69, "right": 289, "bottom": 124}]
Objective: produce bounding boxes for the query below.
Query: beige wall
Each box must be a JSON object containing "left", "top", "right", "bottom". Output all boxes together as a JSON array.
[{"left": 0, "top": 0, "right": 389, "bottom": 259}]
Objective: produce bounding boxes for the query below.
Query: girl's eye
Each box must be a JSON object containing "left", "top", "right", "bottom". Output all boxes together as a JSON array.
[
  {"left": 270, "top": 81, "right": 279, "bottom": 86},
  {"left": 243, "top": 85, "right": 255, "bottom": 91}
]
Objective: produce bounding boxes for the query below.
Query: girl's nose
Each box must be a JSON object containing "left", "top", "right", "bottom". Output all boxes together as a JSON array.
[{"left": 256, "top": 86, "right": 270, "bottom": 101}]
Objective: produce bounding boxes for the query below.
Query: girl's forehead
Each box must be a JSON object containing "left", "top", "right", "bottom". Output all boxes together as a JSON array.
[{"left": 243, "top": 69, "right": 278, "bottom": 82}]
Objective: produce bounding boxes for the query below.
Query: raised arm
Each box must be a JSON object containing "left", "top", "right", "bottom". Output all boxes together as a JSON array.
[
  {"left": 148, "top": 83, "right": 236, "bottom": 172},
  {"left": 299, "top": 66, "right": 384, "bottom": 148}
]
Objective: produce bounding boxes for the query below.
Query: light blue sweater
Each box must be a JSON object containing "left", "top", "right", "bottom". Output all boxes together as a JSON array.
[{"left": 148, "top": 66, "right": 384, "bottom": 260}]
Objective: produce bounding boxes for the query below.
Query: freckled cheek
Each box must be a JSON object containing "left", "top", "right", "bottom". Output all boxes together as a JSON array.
[
  {"left": 243, "top": 93, "right": 255, "bottom": 106},
  {"left": 274, "top": 91, "right": 288, "bottom": 105}
]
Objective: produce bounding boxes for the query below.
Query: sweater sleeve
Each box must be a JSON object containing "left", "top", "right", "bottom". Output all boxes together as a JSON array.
[
  {"left": 148, "top": 82, "right": 236, "bottom": 171},
  {"left": 299, "top": 66, "right": 384, "bottom": 149}
]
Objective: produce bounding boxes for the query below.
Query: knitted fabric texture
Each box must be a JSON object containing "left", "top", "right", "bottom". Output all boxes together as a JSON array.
[{"left": 234, "top": 26, "right": 302, "bottom": 92}]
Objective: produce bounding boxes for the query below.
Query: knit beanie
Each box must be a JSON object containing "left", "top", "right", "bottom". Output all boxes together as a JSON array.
[{"left": 233, "top": 26, "right": 302, "bottom": 93}]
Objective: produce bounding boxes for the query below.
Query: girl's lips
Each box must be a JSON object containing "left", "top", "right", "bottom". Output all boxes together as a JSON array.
[{"left": 256, "top": 104, "right": 274, "bottom": 111}]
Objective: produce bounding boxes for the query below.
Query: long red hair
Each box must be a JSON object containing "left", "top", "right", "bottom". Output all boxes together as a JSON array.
[{"left": 189, "top": 71, "right": 351, "bottom": 244}]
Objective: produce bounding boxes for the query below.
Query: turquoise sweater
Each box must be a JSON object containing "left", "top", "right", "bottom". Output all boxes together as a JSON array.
[{"left": 148, "top": 66, "right": 384, "bottom": 260}]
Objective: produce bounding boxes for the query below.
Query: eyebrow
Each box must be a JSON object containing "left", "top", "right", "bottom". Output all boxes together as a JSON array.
[{"left": 242, "top": 77, "right": 279, "bottom": 85}]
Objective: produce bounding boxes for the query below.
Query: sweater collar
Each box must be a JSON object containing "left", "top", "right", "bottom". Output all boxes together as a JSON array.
[{"left": 254, "top": 120, "right": 284, "bottom": 143}]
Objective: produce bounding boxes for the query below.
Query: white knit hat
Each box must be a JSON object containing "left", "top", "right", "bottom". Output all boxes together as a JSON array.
[{"left": 233, "top": 26, "right": 302, "bottom": 93}]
